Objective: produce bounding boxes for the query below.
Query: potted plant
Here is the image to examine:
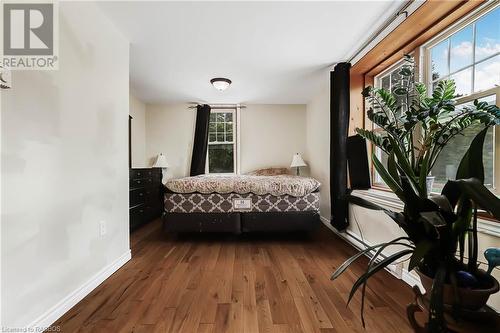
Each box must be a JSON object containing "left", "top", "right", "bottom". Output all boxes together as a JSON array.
[{"left": 331, "top": 55, "right": 500, "bottom": 332}]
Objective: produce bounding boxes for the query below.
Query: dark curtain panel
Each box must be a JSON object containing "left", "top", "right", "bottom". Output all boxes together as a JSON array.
[
  {"left": 330, "top": 62, "right": 351, "bottom": 231},
  {"left": 347, "top": 135, "right": 371, "bottom": 190},
  {"left": 190, "top": 104, "right": 211, "bottom": 176}
]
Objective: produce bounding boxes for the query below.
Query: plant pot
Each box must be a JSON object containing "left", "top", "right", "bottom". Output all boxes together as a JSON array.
[{"left": 416, "top": 269, "right": 499, "bottom": 310}]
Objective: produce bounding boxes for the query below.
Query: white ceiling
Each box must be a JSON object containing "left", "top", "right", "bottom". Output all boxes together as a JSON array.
[{"left": 98, "top": 1, "right": 400, "bottom": 104}]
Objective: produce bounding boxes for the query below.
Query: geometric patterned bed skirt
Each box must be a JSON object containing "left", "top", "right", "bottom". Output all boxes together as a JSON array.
[{"left": 164, "top": 192, "right": 320, "bottom": 213}]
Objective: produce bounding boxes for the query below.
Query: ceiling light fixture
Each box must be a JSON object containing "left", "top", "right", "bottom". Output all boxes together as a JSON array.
[{"left": 210, "top": 77, "right": 231, "bottom": 91}]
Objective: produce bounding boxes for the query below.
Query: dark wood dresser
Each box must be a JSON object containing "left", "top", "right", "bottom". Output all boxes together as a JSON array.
[{"left": 129, "top": 168, "right": 163, "bottom": 230}]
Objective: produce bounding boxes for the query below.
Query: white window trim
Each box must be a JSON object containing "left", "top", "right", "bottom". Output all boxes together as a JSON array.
[{"left": 205, "top": 107, "right": 241, "bottom": 175}]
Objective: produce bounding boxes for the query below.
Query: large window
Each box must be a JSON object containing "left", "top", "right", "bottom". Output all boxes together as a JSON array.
[
  {"left": 424, "top": 3, "right": 500, "bottom": 193},
  {"left": 206, "top": 109, "right": 237, "bottom": 173},
  {"left": 371, "top": 3, "right": 500, "bottom": 193}
]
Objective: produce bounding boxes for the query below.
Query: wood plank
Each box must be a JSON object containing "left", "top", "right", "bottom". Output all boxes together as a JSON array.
[
  {"left": 53, "top": 219, "right": 415, "bottom": 333},
  {"left": 352, "top": 0, "right": 484, "bottom": 76}
]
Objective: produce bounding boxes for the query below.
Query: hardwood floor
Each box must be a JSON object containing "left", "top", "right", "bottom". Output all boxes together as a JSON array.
[{"left": 54, "top": 219, "right": 415, "bottom": 332}]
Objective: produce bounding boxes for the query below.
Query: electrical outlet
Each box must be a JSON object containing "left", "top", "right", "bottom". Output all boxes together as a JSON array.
[{"left": 99, "top": 220, "right": 107, "bottom": 237}]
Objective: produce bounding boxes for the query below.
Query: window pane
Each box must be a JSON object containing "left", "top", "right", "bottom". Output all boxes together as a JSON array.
[
  {"left": 431, "top": 39, "right": 449, "bottom": 80},
  {"left": 216, "top": 123, "right": 225, "bottom": 133},
  {"left": 208, "top": 144, "right": 234, "bottom": 173},
  {"left": 216, "top": 113, "right": 225, "bottom": 122},
  {"left": 209, "top": 122, "right": 216, "bottom": 133},
  {"left": 210, "top": 113, "right": 216, "bottom": 122},
  {"left": 209, "top": 133, "right": 216, "bottom": 142},
  {"left": 432, "top": 125, "right": 494, "bottom": 188},
  {"left": 226, "top": 113, "right": 233, "bottom": 122},
  {"left": 450, "top": 26, "right": 473, "bottom": 73},
  {"left": 449, "top": 67, "right": 472, "bottom": 97},
  {"left": 381, "top": 76, "right": 390, "bottom": 90},
  {"left": 475, "top": 7, "right": 500, "bottom": 62},
  {"left": 373, "top": 147, "right": 389, "bottom": 184},
  {"left": 474, "top": 54, "right": 500, "bottom": 92},
  {"left": 390, "top": 69, "right": 401, "bottom": 88},
  {"left": 216, "top": 133, "right": 224, "bottom": 142},
  {"left": 432, "top": 95, "right": 496, "bottom": 189},
  {"left": 226, "top": 133, "right": 233, "bottom": 142}
]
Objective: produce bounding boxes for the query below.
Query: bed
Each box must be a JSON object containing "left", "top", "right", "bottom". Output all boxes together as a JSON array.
[{"left": 162, "top": 169, "right": 321, "bottom": 233}]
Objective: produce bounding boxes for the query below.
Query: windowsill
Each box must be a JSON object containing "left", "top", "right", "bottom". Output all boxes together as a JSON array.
[
  {"left": 369, "top": 183, "right": 500, "bottom": 223},
  {"left": 350, "top": 188, "right": 500, "bottom": 237}
]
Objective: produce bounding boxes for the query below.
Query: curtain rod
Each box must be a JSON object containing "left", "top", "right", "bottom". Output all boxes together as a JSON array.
[
  {"left": 188, "top": 104, "right": 247, "bottom": 109},
  {"left": 347, "top": 0, "right": 414, "bottom": 64}
]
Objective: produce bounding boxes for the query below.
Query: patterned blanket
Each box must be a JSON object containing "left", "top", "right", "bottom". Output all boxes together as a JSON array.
[{"left": 165, "top": 174, "right": 320, "bottom": 197}]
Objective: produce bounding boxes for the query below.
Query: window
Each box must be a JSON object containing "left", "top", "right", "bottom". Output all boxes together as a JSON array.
[
  {"left": 370, "top": 3, "right": 500, "bottom": 192},
  {"left": 206, "top": 109, "right": 237, "bottom": 173},
  {"left": 372, "top": 60, "right": 406, "bottom": 185},
  {"left": 431, "top": 93, "right": 497, "bottom": 191},
  {"left": 427, "top": 5, "right": 499, "bottom": 97},
  {"left": 423, "top": 3, "right": 500, "bottom": 193}
]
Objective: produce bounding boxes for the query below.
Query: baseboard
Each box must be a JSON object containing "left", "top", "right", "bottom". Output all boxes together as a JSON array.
[
  {"left": 320, "top": 216, "right": 424, "bottom": 291},
  {"left": 28, "top": 249, "right": 132, "bottom": 330}
]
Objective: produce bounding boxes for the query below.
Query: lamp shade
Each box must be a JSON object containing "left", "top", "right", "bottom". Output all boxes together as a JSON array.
[
  {"left": 290, "top": 153, "right": 307, "bottom": 168},
  {"left": 153, "top": 153, "right": 169, "bottom": 168}
]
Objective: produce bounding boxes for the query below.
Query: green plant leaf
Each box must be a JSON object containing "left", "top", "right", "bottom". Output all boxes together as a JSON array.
[
  {"left": 372, "top": 152, "right": 405, "bottom": 201},
  {"left": 330, "top": 244, "right": 386, "bottom": 280},
  {"left": 387, "top": 151, "right": 400, "bottom": 186},
  {"left": 456, "top": 126, "right": 488, "bottom": 182},
  {"left": 432, "top": 80, "right": 455, "bottom": 103},
  {"left": 347, "top": 249, "right": 413, "bottom": 305},
  {"left": 418, "top": 152, "right": 431, "bottom": 197},
  {"left": 428, "top": 195, "right": 453, "bottom": 213},
  {"left": 428, "top": 265, "right": 447, "bottom": 332},
  {"left": 387, "top": 136, "right": 421, "bottom": 195},
  {"left": 450, "top": 178, "right": 500, "bottom": 219},
  {"left": 454, "top": 197, "right": 472, "bottom": 263},
  {"left": 331, "top": 237, "right": 412, "bottom": 281},
  {"left": 359, "top": 240, "right": 415, "bottom": 327},
  {"left": 408, "top": 240, "right": 433, "bottom": 271},
  {"left": 356, "top": 128, "right": 385, "bottom": 151}
]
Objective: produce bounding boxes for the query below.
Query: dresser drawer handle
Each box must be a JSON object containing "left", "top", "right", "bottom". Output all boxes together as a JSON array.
[
  {"left": 137, "top": 180, "right": 141, "bottom": 184},
  {"left": 139, "top": 193, "right": 143, "bottom": 196}
]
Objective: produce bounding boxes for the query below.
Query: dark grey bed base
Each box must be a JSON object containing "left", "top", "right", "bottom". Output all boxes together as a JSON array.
[{"left": 162, "top": 211, "right": 320, "bottom": 233}]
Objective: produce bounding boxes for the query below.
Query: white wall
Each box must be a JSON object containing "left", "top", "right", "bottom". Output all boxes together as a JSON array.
[
  {"left": 145, "top": 104, "right": 307, "bottom": 179},
  {"left": 1, "top": 2, "right": 130, "bottom": 328},
  {"left": 306, "top": 86, "right": 330, "bottom": 218},
  {"left": 129, "top": 94, "right": 147, "bottom": 168},
  {"left": 146, "top": 104, "right": 196, "bottom": 179},
  {"left": 240, "top": 104, "right": 306, "bottom": 174}
]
